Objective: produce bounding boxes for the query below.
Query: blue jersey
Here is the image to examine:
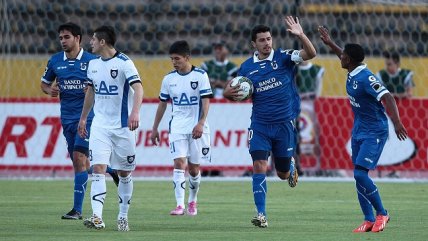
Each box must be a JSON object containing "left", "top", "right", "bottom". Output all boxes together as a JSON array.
[
  {"left": 346, "top": 64, "right": 389, "bottom": 139},
  {"left": 41, "top": 49, "right": 96, "bottom": 124},
  {"left": 238, "top": 49, "right": 301, "bottom": 124}
]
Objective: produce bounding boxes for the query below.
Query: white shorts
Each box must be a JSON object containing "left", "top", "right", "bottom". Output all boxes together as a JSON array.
[
  {"left": 89, "top": 126, "right": 137, "bottom": 171},
  {"left": 169, "top": 133, "right": 211, "bottom": 164}
]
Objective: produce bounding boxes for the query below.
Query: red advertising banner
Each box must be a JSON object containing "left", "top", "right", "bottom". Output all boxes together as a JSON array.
[{"left": 315, "top": 97, "right": 428, "bottom": 170}]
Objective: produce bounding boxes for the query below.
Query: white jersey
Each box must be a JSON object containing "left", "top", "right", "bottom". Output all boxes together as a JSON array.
[
  {"left": 87, "top": 52, "right": 141, "bottom": 129},
  {"left": 159, "top": 66, "right": 213, "bottom": 134}
]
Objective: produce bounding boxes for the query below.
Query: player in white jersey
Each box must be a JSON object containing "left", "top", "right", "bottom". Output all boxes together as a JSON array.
[
  {"left": 151, "top": 41, "right": 213, "bottom": 216},
  {"left": 78, "top": 26, "right": 143, "bottom": 231}
]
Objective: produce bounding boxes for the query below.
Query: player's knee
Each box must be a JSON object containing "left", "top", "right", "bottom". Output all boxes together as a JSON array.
[
  {"left": 353, "top": 165, "right": 369, "bottom": 182},
  {"left": 276, "top": 171, "right": 288, "bottom": 180},
  {"left": 253, "top": 160, "right": 268, "bottom": 173},
  {"left": 274, "top": 156, "right": 292, "bottom": 173}
]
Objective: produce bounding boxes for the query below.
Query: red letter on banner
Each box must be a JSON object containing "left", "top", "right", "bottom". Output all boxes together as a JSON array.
[
  {"left": 41, "top": 117, "right": 62, "bottom": 157},
  {"left": 0, "top": 116, "right": 37, "bottom": 157}
]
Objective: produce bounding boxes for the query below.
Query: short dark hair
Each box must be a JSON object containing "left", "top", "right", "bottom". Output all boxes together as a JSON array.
[
  {"left": 383, "top": 51, "right": 400, "bottom": 63},
  {"left": 343, "top": 43, "right": 365, "bottom": 63},
  {"left": 169, "top": 40, "right": 190, "bottom": 56},
  {"left": 251, "top": 25, "right": 271, "bottom": 42},
  {"left": 93, "top": 25, "right": 116, "bottom": 46},
  {"left": 58, "top": 22, "right": 82, "bottom": 43}
]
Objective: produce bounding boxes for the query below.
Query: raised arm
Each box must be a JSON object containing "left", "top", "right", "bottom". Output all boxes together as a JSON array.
[
  {"left": 285, "top": 16, "right": 316, "bottom": 60},
  {"left": 318, "top": 26, "right": 343, "bottom": 59}
]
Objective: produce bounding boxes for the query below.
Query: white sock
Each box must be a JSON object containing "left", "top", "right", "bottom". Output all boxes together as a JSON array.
[
  {"left": 118, "top": 174, "right": 133, "bottom": 219},
  {"left": 91, "top": 174, "right": 106, "bottom": 218},
  {"left": 188, "top": 171, "right": 201, "bottom": 203},
  {"left": 173, "top": 169, "right": 186, "bottom": 207}
]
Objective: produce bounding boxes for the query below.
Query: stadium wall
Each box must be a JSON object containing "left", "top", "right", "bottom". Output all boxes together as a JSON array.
[{"left": 1, "top": 56, "right": 427, "bottom": 98}]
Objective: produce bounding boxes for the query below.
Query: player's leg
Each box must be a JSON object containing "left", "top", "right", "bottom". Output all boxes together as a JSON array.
[
  {"left": 273, "top": 121, "right": 298, "bottom": 187},
  {"left": 186, "top": 133, "right": 210, "bottom": 216},
  {"left": 248, "top": 124, "right": 270, "bottom": 228},
  {"left": 61, "top": 123, "right": 87, "bottom": 220},
  {"left": 353, "top": 137, "right": 389, "bottom": 232},
  {"left": 84, "top": 126, "right": 111, "bottom": 230},
  {"left": 169, "top": 134, "right": 189, "bottom": 215},
  {"left": 111, "top": 127, "right": 137, "bottom": 231},
  {"left": 351, "top": 138, "right": 375, "bottom": 232}
]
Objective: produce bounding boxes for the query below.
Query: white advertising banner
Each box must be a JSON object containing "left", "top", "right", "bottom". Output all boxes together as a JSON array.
[{"left": 0, "top": 101, "right": 253, "bottom": 167}]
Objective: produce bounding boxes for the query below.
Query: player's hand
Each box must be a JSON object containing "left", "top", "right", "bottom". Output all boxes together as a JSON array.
[
  {"left": 318, "top": 26, "right": 332, "bottom": 45},
  {"left": 393, "top": 121, "right": 408, "bottom": 141},
  {"left": 151, "top": 129, "right": 160, "bottom": 146},
  {"left": 192, "top": 123, "right": 204, "bottom": 139},
  {"left": 50, "top": 82, "right": 60, "bottom": 97},
  {"left": 128, "top": 112, "right": 140, "bottom": 131},
  {"left": 285, "top": 16, "right": 304, "bottom": 36},
  {"left": 223, "top": 80, "right": 243, "bottom": 101},
  {"left": 78, "top": 119, "right": 88, "bottom": 138}
]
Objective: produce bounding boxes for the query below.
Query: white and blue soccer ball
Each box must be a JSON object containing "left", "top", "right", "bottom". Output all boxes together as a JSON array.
[{"left": 230, "top": 76, "right": 254, "bottom": 101}]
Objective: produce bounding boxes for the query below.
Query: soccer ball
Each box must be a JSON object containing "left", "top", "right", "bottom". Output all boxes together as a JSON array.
[{"left": 230, "top": 76, "right": 254, "bottom": 101}]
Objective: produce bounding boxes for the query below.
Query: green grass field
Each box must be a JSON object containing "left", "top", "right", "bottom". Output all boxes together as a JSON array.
[{"left": 1, "top": 180, "right": 427, "bottom": 241}]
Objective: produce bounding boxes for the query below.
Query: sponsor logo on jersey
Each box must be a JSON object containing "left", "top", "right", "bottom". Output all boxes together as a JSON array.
[
  {"left": 110, "top": 69, "right": 118, "bottom": 79},
  {"left": 172, "top": 93, "right": 198, "bottom": 106},
  {"left": 191, "top": 81, "right": 198, "bottom": 90}
]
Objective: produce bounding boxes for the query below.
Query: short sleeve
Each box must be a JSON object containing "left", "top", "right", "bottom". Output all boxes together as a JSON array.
[
  {"left": 364, "top": 75, "right": 389, "bottom": 101},
  {"left": 199, "top": 72, "right": 213, "bottom": 98},
  {"left": 41, "top": 59, "right": 56, "bottom": 84},
  {"left": 123, "top": 60, "right": 141, "bottom": 85},
  {"left": 159, "top": 77, "right": 170, "bottom": 101}
]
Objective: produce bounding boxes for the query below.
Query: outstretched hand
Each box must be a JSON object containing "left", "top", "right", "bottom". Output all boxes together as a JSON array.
[
  {"left": 285, "top": 16, "right": 304, "bottom": 36},
  {"left": 318, "top": 26, "right": 332, "bottom": 45}
]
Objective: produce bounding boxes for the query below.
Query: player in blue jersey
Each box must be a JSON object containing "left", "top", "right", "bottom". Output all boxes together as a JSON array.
[
  {"left": 318, "top": 26, "right": 407, "bottom": 233},
  {"left": 41, "top": 22, "right": 119, "bottom": 220},
  {"left": 223, "top": 16, "right": 316, "bottom": 228}
]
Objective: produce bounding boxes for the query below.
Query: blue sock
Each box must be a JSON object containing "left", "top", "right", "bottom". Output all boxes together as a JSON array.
[
  {"left": 355, "top": 183, "right": 375, "bottom": 222},
  {"left": 73, "top": 171, "right": 88, "bottom": 213},
  {"left": 354, "top": 169, "right": 387, "bottom": 216},
  {"left": 252, "top": 174, "right": 267, "bottom": 216}
]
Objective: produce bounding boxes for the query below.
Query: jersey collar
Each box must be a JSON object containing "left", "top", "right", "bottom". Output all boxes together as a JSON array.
[
  {"left": 349, "top": 64, "right": 367, "bottom": 77},
  {"left": 253, "top": 50, "right": 274, "bottom": 63},
  {"left": 63, "top": 48, "right": 84, "bottom": 61}
]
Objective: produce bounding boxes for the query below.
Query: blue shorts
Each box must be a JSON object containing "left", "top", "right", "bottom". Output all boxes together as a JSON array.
[
  {"left": 62, "top": 120, "right": 92, "bottom": 158},
  {"left": 248, "top": 120, "right": 298, "bottom": 159},
  {"left": 351, "top": 137, "right": 387, "bottom": 170}
]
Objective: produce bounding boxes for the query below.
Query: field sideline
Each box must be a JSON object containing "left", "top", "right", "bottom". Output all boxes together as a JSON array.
[{"left": 1, "top": 180, "right": 427, "bottom": 241}]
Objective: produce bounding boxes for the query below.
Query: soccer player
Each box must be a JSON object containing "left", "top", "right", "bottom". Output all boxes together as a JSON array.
[
  {"left": 41, "top": 22, "right": 119, "bottom": 220},
  {"left": 151, "top": 40, "right": 213, "bottom": 216},
  {"left": 376, "top": 51, "right": 415, "bottom": 98},
  {"left": 223, "top": 16, "right": 317, "bottom": 228},
  {"left": 318, "top": 26, "right": 408, "bottom": 233},
  {"left": 78, "top": 26, "right": 143, "bottom": 231}
]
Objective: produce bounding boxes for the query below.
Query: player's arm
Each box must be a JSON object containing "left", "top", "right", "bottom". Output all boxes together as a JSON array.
[
  {"left": 381, "top": 93, "right": 408, "bottom": 140},
  {"left": 78, "top": 85, "right": 95, "bottom": 138},
  {"left": 129, "top": 82, "right": 144, "bottom": 131},
  {"left": 318, "top": 26, "right": 343, "bottom": 59},
  {"left": 151, "top": 101, "right": 167, "bottom": 146},
  {"left": 41, "top": 82, "right": 60, "bottom": 97},
  {"left": 192, "top": 97, "right": 210, "bottom": 139},
  {"left": 285, "top": 16, "right": 316, "bottom": 61}
]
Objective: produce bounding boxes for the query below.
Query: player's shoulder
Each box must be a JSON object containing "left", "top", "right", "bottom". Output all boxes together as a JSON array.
[
  {"left": 192, "top": 66, "right": 206, "bottom": 75},
  {"left": 48, "top": 52, "right": 65, "bottom": 63},
  {"left": 81, "top": 51, "right": 98, "bottom": 61},
  {"left": 400, "top": 68, "right": 413, "bottom": 75},
  {"left": 115, "top": 52, "right": 132, "bottom": 62}
]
